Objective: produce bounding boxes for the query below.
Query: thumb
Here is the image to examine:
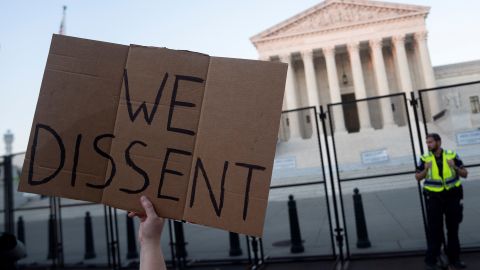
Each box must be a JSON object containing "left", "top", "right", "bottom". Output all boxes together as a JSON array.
[{"left": 140, "top": 196, "right": 157, "bottom": 217}]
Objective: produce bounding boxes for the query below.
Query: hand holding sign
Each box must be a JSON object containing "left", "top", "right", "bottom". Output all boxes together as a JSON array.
[
  {"left": 128, "top": 196, "right": 167, "bottom": 270},
  {"left": 128, "top": 196, "right": 165, "bottom": 247}
]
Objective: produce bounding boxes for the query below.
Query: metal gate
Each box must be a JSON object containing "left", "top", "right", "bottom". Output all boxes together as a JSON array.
[{"left": 326, "top": 92, "right": 427, "bottom": 259}]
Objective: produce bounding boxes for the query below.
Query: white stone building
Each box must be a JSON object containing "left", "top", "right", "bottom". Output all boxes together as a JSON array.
[
  {"left": 251, "top": 0, "right": 480, "bottom": 139},
  {"left": 250, "top": 0, "right": 480, "bottom": 192}
]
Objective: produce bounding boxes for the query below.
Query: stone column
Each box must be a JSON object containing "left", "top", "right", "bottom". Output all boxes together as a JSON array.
[
  {"left": 347, "top": 42, "right": 372, "bottom": 130},
  {"left": 414, "top": 31, "right": 436, "bottom": 88},
  {"left": 393, "top": 34, "right": 417, "bottom": 141},
  {"left": 392, "top": 34, "right": 413, "bottom": 93},
  {"left": 415, "top": 31, "right": 441, "bottom": 117},
  {"left": 323, "top": 46, "right": 346, "bottom": 132},
  {"left": 369, "top": 38, "right": 395, "bottom": 127},
  {"left": 301, "top": 50, "right": 320, "bottom": 107},
  {"left": 279, "top": 54, "right": 301, "bottom": 137},
  {"left": 264, "top": 55, "right": 289, "bottom": 141},
  {"left": 279, "top": 54, "right": 299, "bottom": 110}
]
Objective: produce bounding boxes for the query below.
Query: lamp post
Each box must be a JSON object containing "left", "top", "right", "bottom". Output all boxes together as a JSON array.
[{"left": 4, "top": 130, "right": 14, "bottom": 155}]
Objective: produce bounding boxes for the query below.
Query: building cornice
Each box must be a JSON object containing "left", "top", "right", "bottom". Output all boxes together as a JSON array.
[{"left": 251, "top": 0, "right": 430, "bottom": 47}]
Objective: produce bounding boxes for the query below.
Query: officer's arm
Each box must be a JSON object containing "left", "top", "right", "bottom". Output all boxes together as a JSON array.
[
  {"left": 453, "top": 157, "right": 468, "bottom": 178},
  {"left": 457, "top": 167, "right": 468, "bottom": 178},
  {"left": 415, "top": 160, "right": 428, "bottom": 181},
  {"left": 415, "top": 168, "right": 428, "bottom": 181}
]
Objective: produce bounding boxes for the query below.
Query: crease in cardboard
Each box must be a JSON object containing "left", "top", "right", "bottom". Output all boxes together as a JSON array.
[
  {"left": 45, "top": 68, "right": 100, "bottom": 78},
  {"left": 98, "top": 47, "right": 130, "bottom": 205},
  {"left": 179, "top": 56, "right": 212, "bottom": 219},
  {"left": 26, "top": 162, "right": 104, "bottom": 179},
  {"left": 116, "top": 102, "right": 201, "bottom": 112}
]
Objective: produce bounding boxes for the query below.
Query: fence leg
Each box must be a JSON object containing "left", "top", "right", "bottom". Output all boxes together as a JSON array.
[
  {"left": 353, "top": 188, "right": 371, "bottom": 248},
  {"left": 84, "top": 212, "right": 96, "bottom": 259},
  {"left": 174, "top": 221, "right": 188, "bottom": 267},
  {"left": 47, "top": 214, "right": 56, "bottom": 260},
  {"left": 288, "top": 195, "right": 305, "bottom": 253},
  {"left": 126, "top": 214, "right": 139, "bottom": 259},
  {"left": 251, "top": 237, "right": 259, "bottom": 265}
]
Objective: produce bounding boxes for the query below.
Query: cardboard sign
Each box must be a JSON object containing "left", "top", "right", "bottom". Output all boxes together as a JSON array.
[{"left": 19, "top": 35, "right": 287, "bottom": 237}]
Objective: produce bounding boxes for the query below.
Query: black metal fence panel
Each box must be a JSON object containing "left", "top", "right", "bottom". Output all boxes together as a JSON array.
[
  {"left": 328, "top": 93, "right": 418, "bottom": 181},
  {"left": 2, "top": 81, "right": 480, "bottom": 268},
  {"left": 327, "top": 93, "right": 426, "bottom": 258},
  {"left": 268, "top": 107, "right": 336, "bottom": 259},
  {"left": 419, "top": 81, "right": 480, "bottom": 167}
]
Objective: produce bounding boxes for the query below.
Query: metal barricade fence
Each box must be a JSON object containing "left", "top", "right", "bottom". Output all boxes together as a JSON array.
[
  {"left": 2, "top": 81, "right": 480, "bottom": 268},
  {"left": 327, "top": 93, "right": 427, "bottom": 259}
]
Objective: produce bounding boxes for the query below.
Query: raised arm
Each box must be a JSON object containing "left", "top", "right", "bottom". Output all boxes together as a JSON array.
[{"left": 128, "top": 196, "right": 166, "bottom": 270}]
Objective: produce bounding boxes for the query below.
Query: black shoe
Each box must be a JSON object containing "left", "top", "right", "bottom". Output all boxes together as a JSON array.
[
  {"left": 425, "top": 263, "right": 439, "bottom": 270},
  {"left": 451, "top": 260, "right": 467, "bottom": 269}
]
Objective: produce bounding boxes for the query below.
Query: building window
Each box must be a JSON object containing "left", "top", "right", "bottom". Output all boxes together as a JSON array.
[{"left": 471, "top": 96, "right": 480, "bottom": 114}]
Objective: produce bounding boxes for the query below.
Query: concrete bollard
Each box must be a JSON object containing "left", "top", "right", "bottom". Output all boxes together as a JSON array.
[
  {"left": 84, "top": 212, "right": 96, "bottom": 259},
  {"left": 17, "top": 216, "right": 25, "bottom": 246},
  {"left": 228, "top": 232, "right": 242, "bottom": 256},
  {"left": 47, "top": 214, "right": 56, "bottom": 260},
  {"left": 288, "top": 195, "right": 304, "bottom": 253},
  {"left": 126, "top": 213, "right": 139, "bottom": 259},
  {"left": 353, "top": 188, "right": 371, "bottom": 248}
]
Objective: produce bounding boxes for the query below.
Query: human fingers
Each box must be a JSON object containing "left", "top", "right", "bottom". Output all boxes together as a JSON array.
[
  {"left": 140, "top": 196, "right": 158, "bottom": 218},
  {"left": 128, "top": 211, "right": 147, "bottom": 221}
]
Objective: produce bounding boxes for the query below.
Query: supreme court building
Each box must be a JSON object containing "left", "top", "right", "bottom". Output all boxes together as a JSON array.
[{"left": 251, "top": 0, "right": 480, "bottom": 140}]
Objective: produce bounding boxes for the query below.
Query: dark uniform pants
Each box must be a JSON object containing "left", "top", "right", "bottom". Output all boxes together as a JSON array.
[{"left": 424, "top": 186, "right": 463, "bottom": 265}]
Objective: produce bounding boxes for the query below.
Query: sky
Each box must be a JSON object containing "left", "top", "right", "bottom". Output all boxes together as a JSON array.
[{"left": 1, "top": 0, "right": 479, "bottom": 156}]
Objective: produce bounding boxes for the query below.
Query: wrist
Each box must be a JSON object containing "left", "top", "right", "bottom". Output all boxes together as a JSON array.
[{"left": 141, "top": 239, "right": 161, "bottom": 249}]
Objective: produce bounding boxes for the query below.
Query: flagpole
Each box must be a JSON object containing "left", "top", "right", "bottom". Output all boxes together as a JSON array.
[{"left": 59, "top": 5, "right": 67, "bottom": 35}]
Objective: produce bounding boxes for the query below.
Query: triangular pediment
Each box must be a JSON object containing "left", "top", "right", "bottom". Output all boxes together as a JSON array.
[{"left": 251, "top": 0, "right": 429, "bottom": 43}]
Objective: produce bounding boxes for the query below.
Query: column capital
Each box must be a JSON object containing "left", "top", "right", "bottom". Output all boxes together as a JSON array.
[
  {"left": 347, "top": 42, "right": 360, "bottom": 54},
  {"left": 300, "top": 49, "right": 314, "bottom": 60},
  {"left": 369, "top": 38, "right": 384, "bottom": 50},
  {"left": 278, "top": 53, "right": 292, "bottom": 64},
  {"left": 322, "top": 46, "right": 336, "bottom": 57},
  {"left": 414, "top": 31, "right": 429, "bottom": 42},
  {"left": 392, "top": 34, "right": 406, "bottom": 45}
]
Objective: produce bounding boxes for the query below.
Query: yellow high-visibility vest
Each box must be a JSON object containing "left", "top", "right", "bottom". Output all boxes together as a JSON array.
[{"left": 421, "top": 149, "right": 461, "bottom": 192}]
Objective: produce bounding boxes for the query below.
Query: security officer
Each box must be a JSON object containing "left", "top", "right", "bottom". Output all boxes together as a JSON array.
[{"left": 416, "top": 133, "right": 468, "bottom": 270}]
